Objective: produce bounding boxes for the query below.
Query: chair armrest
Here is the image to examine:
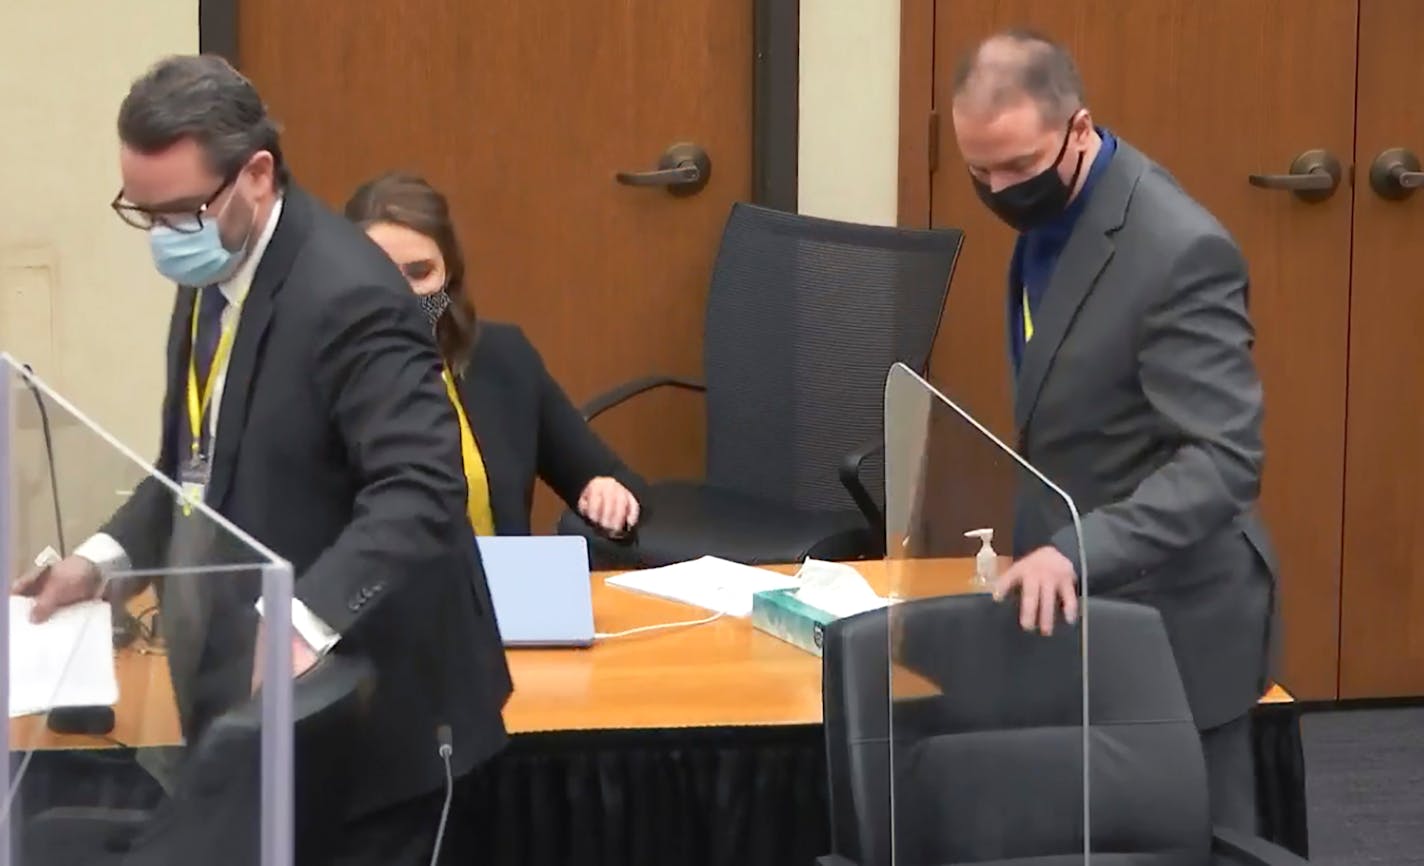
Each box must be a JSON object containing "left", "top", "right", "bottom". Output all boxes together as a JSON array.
[
  {"left": 1211, "top": 826, "right": 1308, "bottom": 866},
  {"left": 582, "top": 375, "right": 706, "bottom": 421},
  {"left": 815, "top": 855, "right": 860, "bottom": 866},
  {"left": 838, "top": 437, "right": 885, "bottom": 553}
]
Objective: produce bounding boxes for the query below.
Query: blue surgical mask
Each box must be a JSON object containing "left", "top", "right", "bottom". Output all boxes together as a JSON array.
[{"left": 147, "top": 191, "right": 254, "bottom": 287}]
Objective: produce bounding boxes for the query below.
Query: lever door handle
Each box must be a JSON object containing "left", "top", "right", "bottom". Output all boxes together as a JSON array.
[
  {"left": 615, "top": 143, "right": 712, "bottom": 197},
  {"left": 616, "top": 164, "right": 700, "bottom": 186},
  {"left": 1247, "top": 149, "right": 1342, "bottom": 203},
  {"left": 1369, "top": 148, "right": 1424, "bottom": 200}
]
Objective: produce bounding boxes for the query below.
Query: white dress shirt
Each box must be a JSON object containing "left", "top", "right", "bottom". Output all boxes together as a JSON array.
[{"left": 73, "top": 196, "right": 339, "bottom": 654}]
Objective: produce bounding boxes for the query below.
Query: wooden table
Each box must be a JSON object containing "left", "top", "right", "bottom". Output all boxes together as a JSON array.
[
  {"left": 10, "top": 558, "right": 1304, "bottom": 864},
  {"left": 9, "top": 645, "right": 180, "bottom": 751},
  {"left": 503, "top": 558, "right": 1292, "bottom": 733},
  {"left": 9, "top": 588, "right": 181, "bottom": 752},
  {"left": 13, "top": 557, "right": 1292, "bottom": 744}
]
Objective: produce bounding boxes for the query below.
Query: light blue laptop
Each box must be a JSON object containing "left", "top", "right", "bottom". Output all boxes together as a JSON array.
[{"left": 476, "top": 535, "right": 596, "bottom": 647}]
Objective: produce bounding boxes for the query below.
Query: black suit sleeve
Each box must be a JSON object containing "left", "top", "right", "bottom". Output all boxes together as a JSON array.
[
  {"left": 100, "top": 476, "right": 172, "bottom": 573},
  {"left": 101, "top": 300, "right": 186, "bottom": 574},
  {"left": 518, "top": 330, "right": 646, "bottom": 508},
  {"left": 297, "top": 284, "right": 468, "bottom": 635},
  {"left": 1051, "top": 232, "right": 1264, "bottom": 586}
]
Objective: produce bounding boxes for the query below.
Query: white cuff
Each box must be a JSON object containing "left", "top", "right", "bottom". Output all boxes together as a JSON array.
[
  {"left": 254, "top": 596, "right": 341, "bottom": 656},
  {"left": 73, "top": 533, "right": 130, "bottom": 576}
]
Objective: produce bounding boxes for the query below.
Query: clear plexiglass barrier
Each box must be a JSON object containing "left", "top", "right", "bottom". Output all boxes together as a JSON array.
[
  {"left": 884, "top": 363, "right": 1091, "bottom": 865},
  {"left": 1, "top": 354, "right": 296, "bottom": 866}
]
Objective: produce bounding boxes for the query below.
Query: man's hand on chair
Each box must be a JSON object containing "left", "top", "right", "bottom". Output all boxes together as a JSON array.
[{"left": 992, "top": 546, "right": 1079, "bottom": 636}]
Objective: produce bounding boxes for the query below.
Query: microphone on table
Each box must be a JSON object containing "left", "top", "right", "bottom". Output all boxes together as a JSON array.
[
  {"left": 19, "top": 364, "right": 127, "bottom": 740},
  {"left": 19, "top": 363, "right": 67, "bottom": 559},
  {"left": 19, "top": 363, "right": 144, "bottom": 651},
  {"left": 428, "top": 726, "right": 454, "bottom": 866}
]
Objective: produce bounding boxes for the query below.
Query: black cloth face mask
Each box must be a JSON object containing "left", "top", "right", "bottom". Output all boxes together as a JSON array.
[{"left": 972, "top": 114, "right": 1087, "bottom": 232}]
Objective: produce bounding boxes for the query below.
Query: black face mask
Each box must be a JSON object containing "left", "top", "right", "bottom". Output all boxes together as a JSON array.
[
  {"left": 972, "top": 115, "right": 1086, "bottom": 232},
  {"left": 418, "top": 289, "right": 452, "bottom": 330}
]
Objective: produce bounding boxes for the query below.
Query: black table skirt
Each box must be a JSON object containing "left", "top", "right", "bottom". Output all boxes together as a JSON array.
[
  {"left": 462, "top": 704, "right": 1308, "bottom": 866},
  {"left": 15, "top": 704, "right": 1305, "bottom": 865}
]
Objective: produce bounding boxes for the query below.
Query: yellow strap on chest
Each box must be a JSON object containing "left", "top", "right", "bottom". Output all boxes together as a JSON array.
[
  {"left": 185, "top": 293, "right": 242, "bottom": 458},
  {"left": 441, "top": 368, "right": 496, "bottom": 536}
]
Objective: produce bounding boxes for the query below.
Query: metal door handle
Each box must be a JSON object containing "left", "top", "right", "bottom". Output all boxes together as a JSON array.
[
  {"left": 615, "top": 143, "right": 712, "bottom": 197},
  {"left": 1247, "top": 149, "right": 1342, "bottom": 203},
  {"left": 616, "top": 164, "right": 700, "bottom": 186},
  {"left": 1368, "top": 148, "right": 1424, "bottom": 200}
]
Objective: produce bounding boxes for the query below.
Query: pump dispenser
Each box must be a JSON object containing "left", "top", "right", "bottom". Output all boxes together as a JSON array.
[{"left": 964, "top": 528, "right": 998, "bottom": 589}]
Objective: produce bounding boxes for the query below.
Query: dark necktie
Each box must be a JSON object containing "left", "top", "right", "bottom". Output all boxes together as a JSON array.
[
  {"left": 193, "top": 286, "right": 229, "bottom": 389},
  {"left": 191, "top": 286, "right": 229, "bottom": 455}
]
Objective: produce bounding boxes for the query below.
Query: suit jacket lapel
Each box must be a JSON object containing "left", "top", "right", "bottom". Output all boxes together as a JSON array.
[
  {"left": 208, "top": 187, "right": 313, "bottom": 509},
  {"left": 1013, "top": 142, "right": 1145, "bottom": 434}
]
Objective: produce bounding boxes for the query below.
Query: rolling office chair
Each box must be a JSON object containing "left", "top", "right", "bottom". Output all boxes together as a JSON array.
[
  {"left": 557, "top": 202, "right": 964, "bottom": 568},
  {"left": 21, "top": 653, "right": 375, "bottom": 866},
  {"left": 819, "top": 596, "right": 1307, "bottom": 866}
]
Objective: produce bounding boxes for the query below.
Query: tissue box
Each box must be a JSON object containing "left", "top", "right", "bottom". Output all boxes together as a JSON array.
[{"left": 751, "top": 588, "right": 841, "bottom": 657}]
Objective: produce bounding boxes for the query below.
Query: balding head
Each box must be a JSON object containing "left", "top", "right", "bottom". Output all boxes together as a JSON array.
[
  {"left": 952, "top": 29, "right": 1084, "bottom": 126},
  {"left": 948, "top": 29, "right": 1100, "bottom": 229}
]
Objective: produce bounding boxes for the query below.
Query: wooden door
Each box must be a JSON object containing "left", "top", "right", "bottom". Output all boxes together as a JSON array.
[
  {"left": 237, "top": 0, "right": 752, "bottom": 528},
  {"left": 925, "top": 1, "right": 1358, "bottom": 699},
  {"left": 1338, "top": 0, "right": 1424, "bottom": 698}
]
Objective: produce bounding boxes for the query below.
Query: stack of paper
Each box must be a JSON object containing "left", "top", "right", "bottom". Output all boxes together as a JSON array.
[
  {"left": 8, "top": 597, "right": 119, "bottom": 718},
  {"left": 605, "top": 556, "right": 801, "bottom": 617}
]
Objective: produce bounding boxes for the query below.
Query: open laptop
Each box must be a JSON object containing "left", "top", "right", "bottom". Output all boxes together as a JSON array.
[{"left": 476, "top": 535, "right": 596, "bottom": 647}]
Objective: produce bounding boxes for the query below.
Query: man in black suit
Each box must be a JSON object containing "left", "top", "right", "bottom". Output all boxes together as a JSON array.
[
  {"left": 950, "top": 32, "right": 1278, "bottom": 831},
  {"left": 15, "top": 55, "right": 511, "bottom": 864}
]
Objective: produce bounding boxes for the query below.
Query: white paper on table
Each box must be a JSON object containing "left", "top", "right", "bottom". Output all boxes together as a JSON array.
[
  {"left": 8, "top": 597, "right": 119, "bottom": 717},
  {"left": 604, "top": 556, "right": 801, "bottom": 617}
]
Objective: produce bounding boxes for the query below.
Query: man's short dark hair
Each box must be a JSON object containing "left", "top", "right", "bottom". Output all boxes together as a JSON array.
[
  {"left": 117, "top": 54, "right": 289, "bottom": 185},
  {"left": 952, "top": 28, "right": 1085, "bottom": 124}
]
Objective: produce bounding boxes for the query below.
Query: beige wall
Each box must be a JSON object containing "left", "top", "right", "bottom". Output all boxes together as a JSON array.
[
  {"left": 1, "top": 1, "right": 196, "bottom": 555},
  {"left": 797, "top": 0, "right": 901, "bottom": 225}
]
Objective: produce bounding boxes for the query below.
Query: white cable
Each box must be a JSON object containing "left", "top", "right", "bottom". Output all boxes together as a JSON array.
[{"left": 595, "top": 608, "right": 726, "bottom": 640}]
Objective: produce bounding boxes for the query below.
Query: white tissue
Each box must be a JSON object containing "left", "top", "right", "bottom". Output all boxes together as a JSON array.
[{"left": 793, "top": 559, "right": 887, "bottom": 618}]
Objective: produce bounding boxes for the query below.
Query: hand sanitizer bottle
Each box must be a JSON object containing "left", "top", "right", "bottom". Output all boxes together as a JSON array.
[{"left": 964, "top": 528, "right": 997, "bottom": 589}]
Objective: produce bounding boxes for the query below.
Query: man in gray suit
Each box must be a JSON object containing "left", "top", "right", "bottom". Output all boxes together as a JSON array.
[{"left": 952, "top": 30, "right": 1278, "bottom": 830}]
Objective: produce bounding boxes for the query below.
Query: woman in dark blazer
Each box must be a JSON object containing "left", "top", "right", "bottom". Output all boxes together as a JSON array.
[{"left": 344, "top": 172, "right": 644, "bottom": 537}]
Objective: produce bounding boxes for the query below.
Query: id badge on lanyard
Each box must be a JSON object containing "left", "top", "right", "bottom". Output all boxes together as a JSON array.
[{"left": 179, "top": 450, "right": 211, "bottom": 515}]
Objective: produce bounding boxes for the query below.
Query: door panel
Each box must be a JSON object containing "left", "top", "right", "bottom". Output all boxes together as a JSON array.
[
  {"left": 929, "top": 0, "right": 1357, "bottom": 698},
  {"left": 1339, "top": 0, "right": 1424, "bottom": 698},
  {"left": 238, "top": 0, "right": 752, "bottom": 529}
]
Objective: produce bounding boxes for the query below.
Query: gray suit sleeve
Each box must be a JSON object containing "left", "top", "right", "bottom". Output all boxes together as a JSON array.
[{"left": 1052, "top": 232, "right": 1264, "bottom": 588}]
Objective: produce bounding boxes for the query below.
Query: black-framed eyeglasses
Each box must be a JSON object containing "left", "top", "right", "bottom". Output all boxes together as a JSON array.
[{"left": 110, "top": 169, "right": 241, "bottom": 233}]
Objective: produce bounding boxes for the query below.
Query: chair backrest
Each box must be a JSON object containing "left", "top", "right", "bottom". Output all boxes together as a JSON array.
[
  {"left": 701, "top": 203, "right": 963, "bottom": 513},
  {"left": 118, "top": 654, "right": 376, "bottom": 865},
  {"left": 822, "top": 596, "right": 1212, "bottom": 866}
]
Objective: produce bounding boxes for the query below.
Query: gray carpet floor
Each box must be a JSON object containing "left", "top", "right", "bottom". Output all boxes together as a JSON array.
[{"left": 1301, "top": 707, "right": 1424, "bottom": 864}]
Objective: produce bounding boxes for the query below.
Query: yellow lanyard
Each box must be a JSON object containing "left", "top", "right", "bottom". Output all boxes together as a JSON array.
[
  {"left": 185, "top": 291, "right": 241, "bottom": 460},
  {"left": 441, "top": 367, "right": 496, "bottom": 536},
  {"left": 1022, "top": 287, "right": 1035, "bottom": 342}
]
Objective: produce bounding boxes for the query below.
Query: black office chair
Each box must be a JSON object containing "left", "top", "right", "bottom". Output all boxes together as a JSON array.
[
  {"left": 819, "top": 596, "right": 1307, "bottom": 866},
  {"left": 558, "top": 202, "right": 964, "bottom": 568},
  {"left": 21, "top": 653, "right": 375, "bottom": 866}
]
